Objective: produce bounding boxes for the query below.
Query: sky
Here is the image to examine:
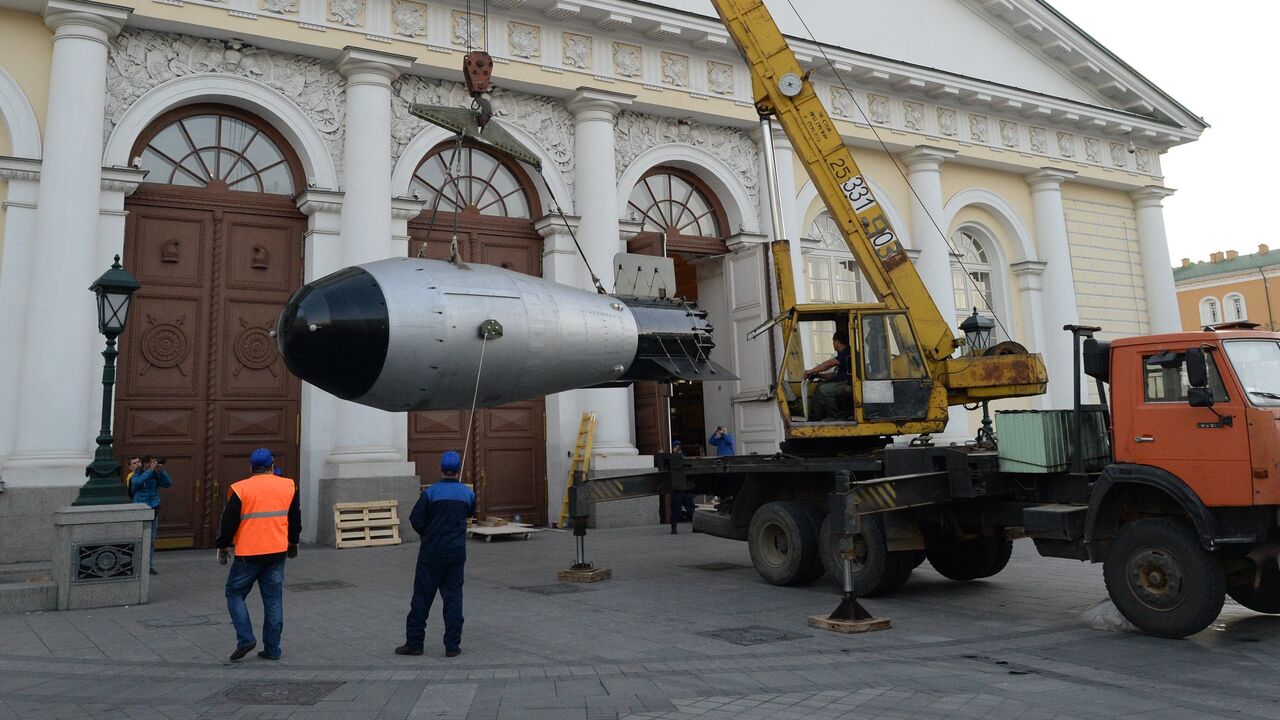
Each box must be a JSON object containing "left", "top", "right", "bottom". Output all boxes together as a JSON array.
[{"left": 1046, "top": 0, "right": 1273, "bottom": 266}]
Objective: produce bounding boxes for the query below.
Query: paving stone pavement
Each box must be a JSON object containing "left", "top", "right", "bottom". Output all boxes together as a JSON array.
[{"left": 3, "top": 524, "right": 1280, "bottom": 719}]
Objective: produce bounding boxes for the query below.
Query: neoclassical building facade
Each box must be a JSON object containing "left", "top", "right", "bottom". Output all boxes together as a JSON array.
[{"left": 0, "top": 0, "right": 1201, "bottom": 559}]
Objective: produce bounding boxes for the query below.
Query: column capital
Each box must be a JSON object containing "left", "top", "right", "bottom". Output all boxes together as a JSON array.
[
  {"left": 901, "top": 145, "right": 956, "bottom": 172},
  {"left": 294, "top": 188, "right": 345, "bottom": 216},
  {"left": 565, "top": 86, "right": 634, "bottom": 122},
  {"left": 0, "top": 156, "right": 42, "bottom": 182},
  {"left": 534, "top": 213, "right": 581, "bottom": 239},
  {"left": 100, "top": 165, "right": 148, "bottom": 196},
  {"left": 1010, "top": 259, "right": 1047, "bottom": 277},
  {"left": 390, "top": 195, "right": 426, "bottom": 221},
  {"left": 336, "top": 46, "right": 413, "bottom": 85},
  {"left": 1026, "top": 167, "right": 1077, "bottom": 191},
  {"left": 1132, "top": 185, "right": 1176, "bottom": 209},
  {"left": 44, "top": 0, "right": 129, "bottom": 42},
  {"left": 617, "top": 219, "right": 644, "bottom": 241},
  {"left": 725, "top": 231, "right": 769, "bottom": 253}
]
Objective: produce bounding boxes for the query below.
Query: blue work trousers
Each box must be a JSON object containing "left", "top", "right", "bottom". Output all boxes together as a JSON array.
[
  {"left": 404, "top": 561, "right": 465, "bottom": 651},
  {"left": 225, "top": 557, "right": 285, "bottom": 657}
]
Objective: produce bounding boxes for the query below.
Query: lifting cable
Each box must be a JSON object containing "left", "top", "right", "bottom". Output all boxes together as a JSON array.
[
  {"left": 537, "top": 172, "right": 608, "bottom": 294},
  {"left": 458, "top": 332, "right": 490, "bottom": 479},
  {"left": 783, "top": 0, "right": 1012, "bottom": 343}
]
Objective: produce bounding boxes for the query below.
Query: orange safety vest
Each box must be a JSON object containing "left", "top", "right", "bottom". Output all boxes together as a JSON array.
[{"left": 229, "top": 472, "right": 296, "bottom": 556}]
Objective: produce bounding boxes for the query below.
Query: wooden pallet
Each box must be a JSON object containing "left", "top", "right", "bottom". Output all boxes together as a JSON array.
[
  {"left": 467, "top": 522, "right": 540, "bottom": 542},
  {"left": 334, "top": 500, "right": 401, "bottom": 549}
]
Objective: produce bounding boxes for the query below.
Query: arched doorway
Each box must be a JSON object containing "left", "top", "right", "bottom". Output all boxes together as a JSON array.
[
  {"left": 117, "top": 105, "right": 307, "bottom": 549},
  {"left": 625, "top": 167, "right": 729, "bottom": 460},
  {"left": 406, "top": 141, "right": 548, "bottom": 525}
]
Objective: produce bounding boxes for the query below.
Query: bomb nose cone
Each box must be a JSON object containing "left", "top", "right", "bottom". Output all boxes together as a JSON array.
[{"left": 276, "top": 267, "right": 389, "bottom": 401}]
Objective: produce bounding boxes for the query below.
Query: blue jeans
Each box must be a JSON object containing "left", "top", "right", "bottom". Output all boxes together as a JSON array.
[
  {"left": 225, "top": 557, "right": 285, "bottom": 656},
  {"left": 405, "top": 560, "right": 464, "bottom": 651}
]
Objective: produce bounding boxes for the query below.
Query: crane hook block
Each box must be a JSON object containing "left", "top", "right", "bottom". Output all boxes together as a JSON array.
[{"left": 463, "top": 51, "right": 493, "bottom": 95}]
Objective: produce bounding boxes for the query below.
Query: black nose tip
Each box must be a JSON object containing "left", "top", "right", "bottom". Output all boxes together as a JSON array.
[{"left": 277, "top": 267, "right": 389, "bottom": 400}]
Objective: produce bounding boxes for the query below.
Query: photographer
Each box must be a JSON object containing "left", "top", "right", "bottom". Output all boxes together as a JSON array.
[
  {"left": 708, "top": 426, "right": 736, "bottom": 457},
  {"left": 130, "top": 455, "right": 172, "bottom": 575}
]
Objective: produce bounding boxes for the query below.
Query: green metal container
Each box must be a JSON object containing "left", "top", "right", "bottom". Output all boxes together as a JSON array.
[{"left": 995, "top": 410, "right": 1110, "bottom": 474}]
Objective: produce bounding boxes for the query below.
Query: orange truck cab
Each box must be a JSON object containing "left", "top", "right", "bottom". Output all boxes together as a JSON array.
[{"left": 1077, "top": 325, "right": 1280, "bottom": 636}]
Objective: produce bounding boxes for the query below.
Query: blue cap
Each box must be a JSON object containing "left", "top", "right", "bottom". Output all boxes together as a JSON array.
[
  {"left": 250, "top": 448, "right": 274, "bottom": 471},
  {"left": 440, "top": 450, "right": 462, "bottom": 474}
]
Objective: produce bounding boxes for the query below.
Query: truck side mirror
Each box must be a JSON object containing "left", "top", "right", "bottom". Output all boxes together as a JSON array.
[
  {"left": 1186, "top": 348, "right": 1208, "bottom": 388},
  {"left": 1188, "top": 386, "right": 1215, "bottom": 408}
]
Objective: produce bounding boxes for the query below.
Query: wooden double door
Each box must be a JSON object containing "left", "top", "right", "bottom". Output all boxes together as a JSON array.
[
  {"left": 407, "top": 220, "right": 548, "bottom": 525},
  {"left": 116, "top": 189, "right": 303, "bottom": 548}
]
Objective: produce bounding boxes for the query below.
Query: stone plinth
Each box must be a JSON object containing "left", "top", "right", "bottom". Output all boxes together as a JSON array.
[
  {"left": 587, "top": 454, "right": 659, "bottom": 529},
  {"left": 52, "top": 503, "right": 152, "bottom": 610},
  {"left": 315, "top": 472, "right": 421, "bottom": 547}
]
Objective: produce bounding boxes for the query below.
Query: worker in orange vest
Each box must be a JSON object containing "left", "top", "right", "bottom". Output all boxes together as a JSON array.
[{"left": 216, "top": 448, "right": 300, "bottom": 663}]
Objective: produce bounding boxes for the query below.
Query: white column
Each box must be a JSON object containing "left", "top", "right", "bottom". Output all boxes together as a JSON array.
[
  {"left": 1027, "top": 168, "right": 1080, "bottom": 409},
  {"left": 1011, "top": 260, "right": 1048, "bottom": 409},
  {"left": 1132, "top": 186, "right": 1179, "bottom": 334},
  {"left": 325, "top": 47, "right": 414, "bottom": 473},
  {"left": 566, "top": 86, "right": 638, "bottom": 459},
  {"left": 903, "top": 146, "right": 967, "bottom": 437},
  {"left": 0, "top": 162, "right": 42, "bottom": 470},
  {"left": 3, "top": 0, "right": 128, "bottom": 488},
  {"left": 754, "top": 125, "right": 804, "bottom": 301}
]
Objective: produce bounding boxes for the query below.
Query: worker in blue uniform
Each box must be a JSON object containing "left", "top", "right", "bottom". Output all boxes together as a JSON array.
[{"left": 396, "top": 450, "right": 476, "bottom": 658}]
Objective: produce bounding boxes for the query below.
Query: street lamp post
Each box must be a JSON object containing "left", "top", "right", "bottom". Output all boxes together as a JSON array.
[
  {"left": 959, "top": 307, "right": 997, "bottom": 448},
  {"left": 74, "top": 255, "right": 141, "bottom": 506}
]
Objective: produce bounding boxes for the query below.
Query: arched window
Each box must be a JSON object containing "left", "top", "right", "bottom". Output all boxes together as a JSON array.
[
  {"left": 410, "top": 143, "right": 532, "bottom": 219},
  {"left": 951, "top": 229, "right": 996, "bottom": 329},
  {"left": 801, "top": 212, "right": 866, "bottom": 366},
  {"left": 1224, "top": 293, "right": 1247, "bottom": 322},
  {"left": 625, "top": 167, "right": 728, "bottom": 254},
  {"left": 134, "top": 109, "right": 299, "bottom": 195},
  {"left": 1200, "top": 297, "right": 1221, "bottom": 325}
]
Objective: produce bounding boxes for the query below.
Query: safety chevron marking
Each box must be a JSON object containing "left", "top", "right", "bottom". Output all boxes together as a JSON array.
[{"left": 852, "top": 482, "right": 897, "bottom": 510}]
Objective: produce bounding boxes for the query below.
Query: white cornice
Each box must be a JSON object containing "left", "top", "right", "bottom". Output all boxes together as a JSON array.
[{"left": 1175, "top": 265, "right": 1280, "bottom": 292}]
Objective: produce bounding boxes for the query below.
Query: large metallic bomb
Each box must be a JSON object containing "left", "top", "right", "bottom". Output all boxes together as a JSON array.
[{"left": 276, "top": 257, "right": 733, "bottom": 412}]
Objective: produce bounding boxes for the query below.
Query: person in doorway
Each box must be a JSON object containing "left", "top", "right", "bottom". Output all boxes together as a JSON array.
[
  {"left": 216, "top": 448, "right": 301, "bottom": 663},
  {"left": 708, "top": 426, "right": 736, "bottom": 456},
  {"left": 130, "top": 455, "right": 172, "bottom": 575},
  {"left": 397, "top": 450, "right": 476, "bottom": 658},
  {"left": 669, "top": 441, "right": 696, "bottom": 522},
  {"left": 804, "top": 331, "right": 853, "bottom": 421}
]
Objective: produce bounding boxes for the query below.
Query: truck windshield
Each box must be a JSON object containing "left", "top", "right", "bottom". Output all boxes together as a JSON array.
[{"left": 1224, "top": 340, "right": 1280, "bottom": 406}]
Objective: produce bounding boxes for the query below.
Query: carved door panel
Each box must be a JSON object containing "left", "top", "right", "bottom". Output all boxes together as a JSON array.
[
  {"left": 118, "top": 196, "right": 303, "bottom": 548},
  {"left": 406, "top": 224, "right": 547, "bottom": 524}
]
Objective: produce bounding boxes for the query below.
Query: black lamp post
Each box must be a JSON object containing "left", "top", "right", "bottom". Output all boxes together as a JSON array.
[
  {"left": 959, "top": 308, "right": 997, "bottom": 447},
  {"left": 74, "top": 255, "right": 141, "bottom": 506}
]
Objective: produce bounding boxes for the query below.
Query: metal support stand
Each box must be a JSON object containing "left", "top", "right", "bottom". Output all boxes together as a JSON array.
[
  {"left": 808, "top": 471, "right": 891, "bottom": 633},
  {"left": 558, "top": 470, "right": 612, "bottom": 583}
]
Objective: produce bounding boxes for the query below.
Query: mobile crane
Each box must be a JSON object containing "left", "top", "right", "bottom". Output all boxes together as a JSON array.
[{"left": 563, "top": 0, "right": 1280, "bottom": 639}]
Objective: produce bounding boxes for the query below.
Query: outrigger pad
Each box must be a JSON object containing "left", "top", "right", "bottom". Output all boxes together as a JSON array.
[
  {"left": 807, "top": 594, "right": 891, "bottom": 634},
  {"left": 557, "top": 565, "right": 612, "bottom": 583},
  {"left": 408, "top": 104, "right": 543, "bottom": 172}
]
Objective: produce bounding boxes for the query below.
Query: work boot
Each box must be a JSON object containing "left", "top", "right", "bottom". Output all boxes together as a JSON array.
[
  {"left": 445, "top": 648, "right": 461, "bottom": 658},
  {"left": 394, "top": 644, "right": 423, "bottom": 656},
  {"left": 257, "top": 651, "right": 280, "bottom": 660},
  {"left": 229, "top": 644, "right": 255, "bottom": 662}
]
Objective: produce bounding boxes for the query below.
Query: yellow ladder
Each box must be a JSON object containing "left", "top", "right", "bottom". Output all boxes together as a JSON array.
[{"left": 558, "top": 411, "right": 596, "bottom": 527}]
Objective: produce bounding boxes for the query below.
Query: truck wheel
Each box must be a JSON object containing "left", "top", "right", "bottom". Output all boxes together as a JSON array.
[
  {"left": 691, "top": 509, "right": 748, "bottom": 541},
  {"left": 818, "top": 513, "right": 894, "bottom": 596},
  {"left": 1103, "top": 517, "right": 1225, "bottom": 638},
  {"left": 924, "top": 533, "right": 1013, "bottom": 581},
  {"left": 748, "top": 501, "right": 822, "bottom": 586},
  {"left": 1226, "top": 560, "right": 1280, "bottom": 614}
]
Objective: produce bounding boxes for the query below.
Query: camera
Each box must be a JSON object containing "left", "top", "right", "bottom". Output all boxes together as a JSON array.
[{"left": 156, "top": 457, "right": 166, "bottom": 465}]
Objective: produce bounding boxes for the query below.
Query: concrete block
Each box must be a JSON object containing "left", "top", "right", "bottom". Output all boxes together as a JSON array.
[
  {"left": 0, "top": 486, "right": 80, "bottom": 564},
  {"left": 587, "top": 456, "right": 660, "bottom": 529},
  {"left": 315, "top": 474, "right": 421, "bottom": 547},
  {"left": 0, "top": 580, "right": 57, "bottom": 615},
  {"left": 52, "top": 504, "right": 152, "bottom": 610}
]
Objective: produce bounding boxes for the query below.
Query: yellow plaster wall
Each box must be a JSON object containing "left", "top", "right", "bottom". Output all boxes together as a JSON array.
[
  {"left": 1176, "top": 274, "right": 1280, "bottom": 332},
  {"left": 1060, "top": 184, "right": 1146, "bottom": 339}
]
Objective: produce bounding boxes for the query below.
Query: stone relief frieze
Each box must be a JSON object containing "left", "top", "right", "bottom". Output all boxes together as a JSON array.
[
  {"left": 1135, "top": 148, "right": 1151, "bottom": 173},
  {"left": 614, "top": 111, "right": 760, "bottom": 212},
  {"left": 612, "top": 43, "right": 641, "bottom": 78},
  {"left": 1057, "top": 131, "right": 1075, "bottom": 158},
  {"left": 937, "top": 108, "right": 958, "bottom": 137},
  {"left": 999, "top": 120, "right": 1018, "bottom": 148},
  {"left": 391, "top": 75, "right": 574, "bottom": 203},
  {"left": 453, "top": 11, "right": 484, "bottom": 48},
  {"left": 831, "top": 87, "right": 855, "bottom": 119},
  {"left": 392, "top": 0, "right": 428, "bottom": 37},
  {"left": 1085, "top": 137, "right": 1101, "bottom": 164},
  {"left": 1110, "top": 142, "right": 1127, "bottom": 167},
  {"left": 106, "top": 30, "right": 346, "bottom": 179},
  {"left": 329, "top": 0, "right": 363, "bottom": 27},
  {"left": 562, "top": 33, "right": 591, "bottom": 70},
  {"left": 261, "top": 0, "right": 297, "bottom": 15},
  {"left": 508, "top": 22, "right": 540, "bottom": 59},
  {"left": 1029, "top": 126, "right": 1046, "bottom": 154},
  {"left": 708, "top": 61, "right": 734, "bottom": 96},
  {"left": 969, "top": 114, "right": 988, "bottom": 144},
  {"left": 868, "top": 94, "right": 889, "bottom": 124},
  {"left": 903, "top": 101, "right": 922, "bottom": 131},
  {"left": 661, "top": 52, "right": 689, "bottom": 87}
]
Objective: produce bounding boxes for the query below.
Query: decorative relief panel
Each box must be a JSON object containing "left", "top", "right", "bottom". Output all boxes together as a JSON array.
[
  {"left": 969, "top": 114, "right": 988, "bottom": 143},
  {"left": 1029, "top": 127, "right": 1046, "bottom": 154},
  {"left": 260, "top": 0, "right": 297, "bottom": 15},
  {"left": 1110, "top": 142, "right": 1127, "bottom": 167},
  {"left": 999, "top": 120, "right": 1018, "bottom": 148},
  {"left": 141, "top": 314, "right": 191, "bottom": 372},
  {"left": 1084, "top": 137, "right": 1101, "bottom": 163},
  {"left": 937, "top": 108, "right": 958, "bottom": 137},
  {"left": 391, "top": 76, "right": 575, "bottom": 199},
  {"left": 453, "top": 11, "right": 484, "bottom": 48},
  {"left": 1057, "top": 131, "right": 1075, "bottom": 158},
  {"left": 328, "top": 0, "right": 364, "bottom": 27},
  {"left": 1135, "top": 148, "right": 1151, "bottom": 173},
  {"left": 106, "top": 30, "right": 345, "bottom": 178},
  {"left": 707, "top": 61, "right": 733, "bottom": 96},
  {"left": 562, "top": 33, "right": 591, "bottom": 70},
  {"left": 508, "top": 21, "right": 540, "bottom": 59},
  {"left": 831, "top": 87, "right": 855, "bottom": 119},
  {"left": 612, "top": 42, "right": 641, "bottom": 78},
  {"left": 614, "top": 111, "right": 760, "bottom": 210},
  {"left": 661, "top": 52, "right": 689, "bottom": 88},
  {"left": 868, "top": 94, "right": 889, "bottom": 124},
  {"left": 392, "top": 0, "right": 428, "bottom": 37},
  {"left": 903, "top": 101, "right": 922, "bottom": 131}
]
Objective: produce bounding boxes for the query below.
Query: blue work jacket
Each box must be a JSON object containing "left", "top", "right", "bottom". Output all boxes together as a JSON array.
[
  {"left": 130, "top": 468, "right": 172, "bottom": 509},
  {"left": 409, "top": 477, "right": 477, "bottom": 564}
]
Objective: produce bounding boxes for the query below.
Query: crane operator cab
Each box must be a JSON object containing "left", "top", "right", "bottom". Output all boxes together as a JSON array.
[{"left": 779, "top": 306, "right": 931, "bottom": 429}]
